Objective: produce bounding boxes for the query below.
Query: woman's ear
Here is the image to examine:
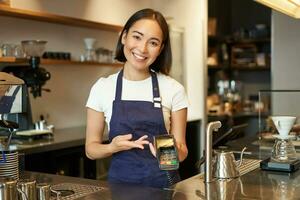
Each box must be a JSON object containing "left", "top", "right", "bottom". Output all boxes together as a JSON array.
[{"left": 121, "top": 31, "right": 127, "bottom": 45}]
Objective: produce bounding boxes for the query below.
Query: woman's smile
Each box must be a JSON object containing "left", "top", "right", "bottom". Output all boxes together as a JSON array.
[{"left": 132, "top": 51, "right": 148, "bottom": 61}]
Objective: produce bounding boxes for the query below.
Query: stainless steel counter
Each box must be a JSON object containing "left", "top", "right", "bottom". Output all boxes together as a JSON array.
[
  {"left": 173, "top": 167, "right": 300, "bottom": 199},
  {"left": 9, "top": 129, "right": 300, "bottom": 199},
  {"left": 24, "top": 171, "right": 172, "bottom": 200},
  {"left": 8, "top": 126, "right": 86, "bottom": 154},
  {"left": 24, "top": 162, "right": 300, "bottom": 200}
]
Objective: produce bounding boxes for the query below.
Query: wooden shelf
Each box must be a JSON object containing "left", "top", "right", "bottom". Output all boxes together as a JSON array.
[
  {"left": 208, "top": 64, "right": 270, "bottom": 71},
  {"left": 208, "top": 36, "right": 270, "bottom": 44},
  {"left": 0, "top": 57, "right": 123, "bottom": 67},
  {"left": 208, "top": 111, "right": 270, "bottom": 119},
  {"left": 227, "top": 38, "right": 270, "bottom": 44},
  {"left": 41, "top": 59, "right": 123, "bottom": 67},
  {"left": 230, "top": 65, "right": 270, "bottom": 71},
  {"left": 0, "top": 5, "right": 123, "bottom": 32}
]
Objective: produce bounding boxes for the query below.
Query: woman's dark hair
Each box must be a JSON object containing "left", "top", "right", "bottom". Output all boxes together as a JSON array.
[{"left": 115, "top": 8, "right": 172, "bottom": 75}]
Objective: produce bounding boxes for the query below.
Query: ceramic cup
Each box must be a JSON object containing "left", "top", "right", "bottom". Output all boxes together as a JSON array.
[{"left": 271, "top": 116, "right": 297, "bottom": 138}]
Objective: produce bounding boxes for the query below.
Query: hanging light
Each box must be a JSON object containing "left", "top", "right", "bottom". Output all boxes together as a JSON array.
[{"left": 255, "top": 0, "right": 300, "bottom": 18}]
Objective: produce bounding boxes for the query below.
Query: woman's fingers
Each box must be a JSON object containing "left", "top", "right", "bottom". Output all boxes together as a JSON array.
[
  {"left": 149, "top": 142, "right": 156, "bottom": 157},
  {"left": 135, "top": 135, "right": 150, "bottom": 145},
  {"left": 112, "top": 134, "right": 150, "bottom": 151}
]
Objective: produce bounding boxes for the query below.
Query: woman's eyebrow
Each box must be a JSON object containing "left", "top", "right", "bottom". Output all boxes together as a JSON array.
[{"left": 132, "top": 30, "right": 161, "bottom": 43}]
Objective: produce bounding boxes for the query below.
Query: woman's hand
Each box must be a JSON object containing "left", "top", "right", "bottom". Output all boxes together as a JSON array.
[
  {"left": 149, "top": 142, "right": 156, "bottom": 157},
  {"left": 109, "top": 134, "right": 149, "bottom": 153}
]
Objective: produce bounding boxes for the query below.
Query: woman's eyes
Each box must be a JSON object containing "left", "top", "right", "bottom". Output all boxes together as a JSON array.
[
  {"left": 131, "top": 35, "right": 160, "bottom": 47},
  {"left": 132, "top": 35, "right": 141, "bottom": 40},
  {"left": 149, "top": 41, "right": 159, "bottom": 47}
]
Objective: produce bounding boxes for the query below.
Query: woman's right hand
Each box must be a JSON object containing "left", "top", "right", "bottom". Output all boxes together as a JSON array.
[{"left": 109, "top": 134, "right": 149, "bottom": 153}]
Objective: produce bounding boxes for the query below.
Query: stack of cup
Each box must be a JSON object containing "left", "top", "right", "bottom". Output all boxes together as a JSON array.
[{"left": 0, "top": 151, "right": 19, "bottom": 180}]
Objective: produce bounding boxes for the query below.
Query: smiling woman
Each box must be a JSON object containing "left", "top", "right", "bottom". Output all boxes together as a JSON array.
[{"left": 85, "top": 8, "right": 189, "bottom": 189}]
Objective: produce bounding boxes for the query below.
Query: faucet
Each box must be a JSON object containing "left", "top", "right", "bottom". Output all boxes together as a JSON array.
[{"left": 205, "top": 121, "right": 222, "bottom": 183}]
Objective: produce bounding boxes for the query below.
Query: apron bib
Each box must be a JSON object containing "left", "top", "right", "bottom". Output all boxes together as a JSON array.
[{"left": 108, "top": 70, "right": 180, "bottom": 188}]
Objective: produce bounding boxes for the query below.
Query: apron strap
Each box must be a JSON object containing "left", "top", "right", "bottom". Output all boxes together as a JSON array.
[
  {"left": 150, "top": 71, "right": 162, "bottom": 108},
  {"left": 115, "top": 70, "right": 124, "bottom": 101},
  {"left": 115, "top": 69, "right": 162, "bottom": 106}
]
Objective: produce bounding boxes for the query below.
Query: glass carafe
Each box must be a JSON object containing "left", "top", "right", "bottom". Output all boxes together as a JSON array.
[{"left": 271, "top": 138, "right": 297, "bottom": 162}]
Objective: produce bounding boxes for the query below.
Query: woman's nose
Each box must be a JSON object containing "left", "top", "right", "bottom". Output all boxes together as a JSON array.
[{"left": 138, "top": 41, "right": 147, "bottom": 53}]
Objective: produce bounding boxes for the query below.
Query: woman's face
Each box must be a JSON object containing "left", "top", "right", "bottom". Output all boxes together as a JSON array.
[{"left": 122, "top": 19, "right": 164, "bottom": 72}]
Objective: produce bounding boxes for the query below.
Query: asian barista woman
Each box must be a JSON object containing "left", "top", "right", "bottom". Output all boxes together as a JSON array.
[{"left": 85, "top": 8, "right": 189, "bottom": 188}]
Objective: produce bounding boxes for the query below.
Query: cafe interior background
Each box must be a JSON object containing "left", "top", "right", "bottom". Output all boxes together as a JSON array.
[{"left": 1, "top": 0, "right": 300, "bottom": 180}]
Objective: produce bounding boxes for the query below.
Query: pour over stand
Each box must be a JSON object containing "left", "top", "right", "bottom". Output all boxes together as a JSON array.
[
  {"left": 261, "top": 135, "right": 300, "bottom": 172},
  {"left": 260, "top": 158, "right": 300, "bottom": 172}
]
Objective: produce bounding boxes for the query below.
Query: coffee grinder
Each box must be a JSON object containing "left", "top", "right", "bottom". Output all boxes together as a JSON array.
[
  {"left": 2, "top": 40, "right": 51, "bottom": 131},
  {"left": 261, "top": 116, "right": 300, "bottom": 172}
]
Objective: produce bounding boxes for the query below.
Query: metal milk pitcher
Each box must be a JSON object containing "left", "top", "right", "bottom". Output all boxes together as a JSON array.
[{"left": 213, "top": 147, "right": 247, "bottom": 179}]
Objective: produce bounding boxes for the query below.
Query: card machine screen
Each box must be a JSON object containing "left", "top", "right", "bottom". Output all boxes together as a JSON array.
[{"left": 154, "top": 135, "right": 179, "bottom": 170}]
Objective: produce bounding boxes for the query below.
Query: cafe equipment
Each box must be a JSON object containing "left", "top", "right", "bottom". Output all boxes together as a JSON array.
[
  {"left": 154, "top": 134, "right": 179, "bottom": 170},
  {"left": 0, "top": 73, "right": 24, "bottom": 180},
  {"left": 260, "top": 115, "right": 300, "bottom": 172},
  {"left": 204, "top": 121, "right": 249, "bottom": 182},
  {"left": 2, "top": 40, "right": 51, "bottom": 130},
  {"left": 213, "top": 147, "right": 247, "bottom": 179},
  {"left": 83, "top": 38, "right": 97, "bottom": 61},
  {"left": 36, "top": 183, "right": 51, "bottom": 200},
  {"left": 271, "top": 116, "right": 297, "bottom": 162},
  {"left": 0, "top": 151, "right": 19, "bottom": 180},
  {"left": 205, "top": 121, "right": 222, "bottom": 183},
  {"left": 17, "top": 179, "right": 37, "bottom": 200},
  {"left": 0, "top": 177, "right": 23, "bottom": 200}
]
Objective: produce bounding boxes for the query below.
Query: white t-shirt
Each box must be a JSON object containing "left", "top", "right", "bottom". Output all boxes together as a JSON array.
[{"left": 86, "top": 70, "right": 189, "bottom": 133}]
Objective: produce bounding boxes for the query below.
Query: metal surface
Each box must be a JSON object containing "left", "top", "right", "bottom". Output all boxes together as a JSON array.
[
  {"left": 37, "top": 183, "right": 51, "bottom": 200},
  {"left": 173, "top": 158, "right": 300, "bottom": 200},
  {"left": 205, "top": 121, "right": 222, "bottom": 183},
  {"left": 21, "top": 160, "right": 300, "bottom": 200},
  {"left": 213, "top": 147, "right": 247, "bottom": 179},
  {"left": 50, "top": 183, "right": 103, "bottom": 200},
  {"left": 0, "top": 177, "right": 18, "bottom": 200},
  {"left": 18, "top": 179, "right": 37, "bottom": 200},
  {"left": 8, "top": 126, "right": 86, "bottom": 154}
]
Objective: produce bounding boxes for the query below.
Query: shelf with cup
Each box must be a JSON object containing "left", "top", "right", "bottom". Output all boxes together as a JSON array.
[
  {"left": 41, "top": 59, "right": 123, "bottom": 67},
  {"left": 0, "top": 57, "right": 123, "bottom": 67},
  {"left": 208, "top": 64, "right": 270, "bottom": 71},
  {"left": 230, "top": 64, "right": 271, "bottom": 71},
  {"left": 208, "top": 64, "right": 230, "bottom": 71},
  {"left": 226, "top": 38, "right": 270, "bottom": 44},
  {"left": 0, "top": 4, "right": 123, "bottom": 32}
]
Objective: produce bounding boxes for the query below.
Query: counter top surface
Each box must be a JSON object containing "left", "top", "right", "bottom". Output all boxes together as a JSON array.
[
  {"left": 10, "top": 129, "right": 300, "bottom": 199},
  {"left": 24, "top": 160, "right": 300, "bottom": 200},
  {"left": 174, "top": 167, "right": 300, "bottom": 199},
  {"left": 8, "top": 126, "right": 87, "bottom": 154}
]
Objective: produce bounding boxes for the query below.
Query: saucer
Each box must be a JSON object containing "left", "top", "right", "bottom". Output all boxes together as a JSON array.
[{"left": 272, "top": 135, "right": 296, "bottom": 140}]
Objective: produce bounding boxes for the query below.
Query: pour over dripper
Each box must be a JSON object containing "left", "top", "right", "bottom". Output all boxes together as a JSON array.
[
  {"left": 83, "top": 38, "right": 97, "bottom": 61},
  {"left": 271, "top": 116, "right": 296, "bottom": 138},
  {"left": 271, "top": 116, "right": 298, "bottom": 162}
]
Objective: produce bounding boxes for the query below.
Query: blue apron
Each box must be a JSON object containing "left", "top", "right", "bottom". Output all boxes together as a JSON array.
[{"left": 108, "top": 70, "right": 180, "bottom": 188}]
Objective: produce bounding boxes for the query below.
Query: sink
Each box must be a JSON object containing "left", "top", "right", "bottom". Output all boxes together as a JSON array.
[{"left": 50, "top": 183, "right": 104, "bottom": 200}]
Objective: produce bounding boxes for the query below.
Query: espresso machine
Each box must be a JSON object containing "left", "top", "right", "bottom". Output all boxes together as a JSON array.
[
  {"left": 1, "top": 40, "right": 51, "bottom": 131},
  {"left": 0, "top": 72, "right": 24, "bottom": 180}
]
